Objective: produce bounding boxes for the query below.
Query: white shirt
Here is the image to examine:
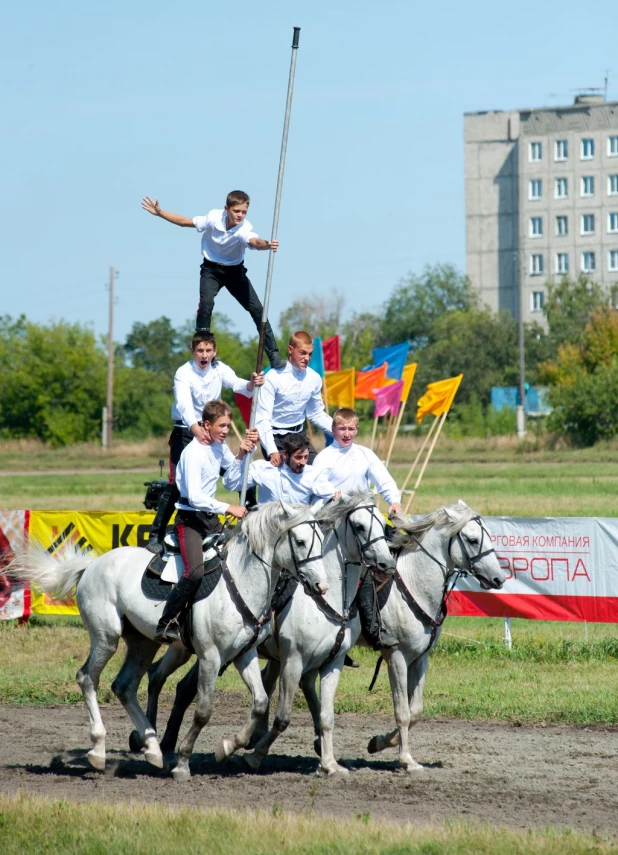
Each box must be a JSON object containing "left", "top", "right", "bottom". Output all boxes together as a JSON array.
[
  {"left": 222, "top": 459, "right": 335, "bottom": 505},
  {"left": 175, "top": 438, "right": 236, "bottom": 515},
  {"left": 171, "top": 359, "right": 251, "bottom": 428},
  {"left": 193, "top": 209, "right": 258, "bottom": 266},
  {"left": 255, "top": 362, "right": 333, "bottom": 456},
  {"left": 312, "top": 441, "right": 401, "bottom": 505}
]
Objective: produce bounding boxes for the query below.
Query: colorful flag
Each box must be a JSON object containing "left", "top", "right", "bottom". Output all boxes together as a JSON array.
[
  {"left": 234, "top": 392, "right": 252, "bottom": 428},
  {"left": 401, "top": 363, "right": 418, "bottom": 403},
  {"left": 324, "top": 368, "right": 355, "bottom": 409},
  {"left": 354, "top": 363, "right": 388, "bottom": 400},
  {"left": 374, "top": 381, "right": 404, "bottom": 418},
  {"left": 309, "top": 336, "right": 325, "bottom": 376},
  {"left": 322, "top": 335, "right": 341, "bottom": 372},
  {"left": 371, "top": 342, "right": 410, "bottom": 381},
  {"left": 416, "top": 374, "right": 463, "bottom": 423}
]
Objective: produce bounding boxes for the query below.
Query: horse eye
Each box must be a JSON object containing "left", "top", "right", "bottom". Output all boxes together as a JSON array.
[{"left": 295, "top": 540, "right": 306, "bottom": 548}]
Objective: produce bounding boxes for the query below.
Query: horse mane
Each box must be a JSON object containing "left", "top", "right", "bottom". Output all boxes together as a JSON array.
[
  {"left": 314, "top": 490, "right": 374, "bottom": 530},
  {"left": 389, "top": 502, "right": 479, "bottom": 551},
  {"left": 228, "top": 502, "right": 316, "bottom": 556}
]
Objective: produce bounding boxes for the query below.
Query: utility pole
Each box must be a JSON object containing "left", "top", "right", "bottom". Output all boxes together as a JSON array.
[
  {"left": 516, "top": 250, "right": 526, "bottom": 438},
  {"left": 105, "top": 266, "right": 115, "bottom": 449}
]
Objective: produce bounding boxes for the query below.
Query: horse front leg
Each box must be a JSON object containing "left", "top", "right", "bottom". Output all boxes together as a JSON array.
[
  {"left": 243, "top": 654, "right": 303, "bottom": 772},
  {"left": 216, "top": 650, "right": 269, "bottom": 762},
  {"left": 159, "top": 659, "right": 199, "bottom": 764},
  {"left": 317, "top": 658, "right": 348, "bottom": 776},
  {"left": 387, "top": 648, "right": 421, "bottom": 772},
  {"left": 248, "top": 659, "right": 280, "bottom": 749},
  {"left": 172, "top": 653, "right": 219, "bottom": 782},
  {"left": 299, "top": 668, "right": 321, "bottom": 757}
]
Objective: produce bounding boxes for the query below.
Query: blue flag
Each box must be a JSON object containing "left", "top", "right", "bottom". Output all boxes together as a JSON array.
[
  {"left": 309, "top": 336, "right": 325, "bottom": 377},
  {"left": 369, "top": 342, "right": 410, "bottom": 381}
]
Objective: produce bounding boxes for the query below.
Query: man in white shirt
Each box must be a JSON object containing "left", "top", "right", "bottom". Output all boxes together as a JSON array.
[
  {"left": 223, "top": 432, "right": 336, "bottom": 506},
  {"left": 312, "top": 407, "right": 403, "bottom": 517},
  {"left": 141, "top": 190, "right": 286, "bottom": 369},
  {"left": 146, "top": 331, "right": 263, "bottom": 555},
  {"left": 154, "top": 400, "right": 258, "bottom": 644},
  {"left": 255, "top": 331, "right": 333, "bottom": 467}
]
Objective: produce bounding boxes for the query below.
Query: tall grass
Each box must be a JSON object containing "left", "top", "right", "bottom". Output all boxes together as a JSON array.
[{"left": 0, "top": 794, "right": 615, "bottom": 855}]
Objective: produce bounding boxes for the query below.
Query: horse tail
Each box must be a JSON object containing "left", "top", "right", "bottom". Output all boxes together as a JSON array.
[{"left": 7, "top": 541, "right": 96, "bottom": 600}]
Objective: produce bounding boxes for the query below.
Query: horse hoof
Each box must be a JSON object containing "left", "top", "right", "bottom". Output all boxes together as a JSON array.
[
  {"left": 313, "top": 737, "right": 321, "bottom": 758},
  {"left": 403, "top": 761, "right": 425, "bottom": 774},
  {"left": 145, "top": 750, "right": 164, "bottom": 769},
  {"left": 87, "top": 750, "right": 106, "bottom": 771},
  {"left": 163, "top": 752, "right": 178, "bottom": 772},
  {"left": 172, "top": 765, "right": 191, "bottom": 782},
  {"left": 243, "top": 751, "right": 262, "bottom": 772},
  {"left": 129, "top": 730, "right": 144, "bottom": 753},
  {"left": 323, "top": 763, "right": 349, "bottom": 778},
  {"left": 367, "top": 736, "right": 381, "bottom": 754},
  {"left": 215, "top": 738, "right": 234, "bottom": 763}
]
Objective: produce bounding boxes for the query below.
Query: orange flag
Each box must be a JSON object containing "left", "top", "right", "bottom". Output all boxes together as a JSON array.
[
  {"left": 416, "top": 374, "right": 463, "bottom": 423},
  {"left": 354, "top": 363, "right": 388, "bottom": 400}
]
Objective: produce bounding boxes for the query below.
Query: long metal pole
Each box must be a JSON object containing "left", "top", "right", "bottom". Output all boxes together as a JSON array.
[
  {"left": 105, "top": 266, "right": 115, "bottom": 449},
  {"left": 240, "top": 26, "right": 301, "bottom": 504}
]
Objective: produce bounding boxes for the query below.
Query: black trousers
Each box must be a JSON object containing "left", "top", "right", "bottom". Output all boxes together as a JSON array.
[
  {"left": 176, "top": 509, "right": 223, "bottom": 583},
  {"left": 197, "top": 259, "right": 279, "bottom": 356},
  {"left": 260, "top": 429, "right": 318, "bottom": 465}
]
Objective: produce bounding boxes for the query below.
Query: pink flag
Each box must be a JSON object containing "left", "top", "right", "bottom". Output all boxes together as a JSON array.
[{"left": 374, "top": 381, "right": 404, "bottom": 418}]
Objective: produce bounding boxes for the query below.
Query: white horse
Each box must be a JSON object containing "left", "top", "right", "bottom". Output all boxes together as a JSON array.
[
  {"left": 244, "top": 492, "right": 397, "bottom": 776},
  {"left": 140, "top": 492, "right": 397, "bottom": 777},
  {"left": 364, "top": 501, "right": 506, "bottom": 772},
  {"left": 9, "top": 502, "right": 328, "bottom": 780}
]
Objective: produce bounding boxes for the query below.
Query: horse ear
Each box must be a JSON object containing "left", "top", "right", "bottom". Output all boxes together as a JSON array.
[
  {"left": 442, "top": 506, "right": 458, "bottom": 522},
  {"left": 456, "top": 499, "right": 468, "bottom": 508},
  {"left": 279, "top": 500, "right": 294, "bottom": 518}
]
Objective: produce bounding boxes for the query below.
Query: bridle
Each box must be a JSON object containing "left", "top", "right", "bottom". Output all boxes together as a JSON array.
[
  {"left": 344, "top": 503, "right": 390, "bottom": 567},
  {"left": 282, "top": 519, "right": 325, "bottom": 589}
]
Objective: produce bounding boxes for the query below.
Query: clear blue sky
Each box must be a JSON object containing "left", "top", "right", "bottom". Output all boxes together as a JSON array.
[{"left": 2, "top": 0, "right": 615, "bottom": 344}]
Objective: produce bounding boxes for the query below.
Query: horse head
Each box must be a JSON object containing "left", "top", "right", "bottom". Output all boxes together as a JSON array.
[
  {"left": 443, "top": 502, "right": 505, "bottom": 590},
  {"left": 316, "top": 492, "right": 395, "bottom": 576},
  {"left": 275, "top": 502, "right": 329, "bottom": 596}
]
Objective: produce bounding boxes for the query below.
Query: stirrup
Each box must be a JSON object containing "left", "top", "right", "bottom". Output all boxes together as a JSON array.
[{"left": 154, "top": 618, "right": 182, "bottom": 644}]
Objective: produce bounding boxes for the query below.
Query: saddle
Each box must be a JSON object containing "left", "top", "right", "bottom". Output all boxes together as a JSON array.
[{"left": 141, "top": 532, "right": 224, "bottom": 604}]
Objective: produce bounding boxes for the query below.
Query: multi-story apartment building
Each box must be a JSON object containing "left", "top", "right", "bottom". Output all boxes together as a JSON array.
[{"left": 465, "top": 95, "right": 618, "bottom": 324}]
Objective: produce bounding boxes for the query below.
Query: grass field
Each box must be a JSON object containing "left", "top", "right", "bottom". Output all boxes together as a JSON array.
[
  {"left": 1, "top": 793, "right": 615, "bottom": 855},
  {"left": 2, "top": 616, "right": 617, "bottom": 725},
  {"left": 2, "top": 435, "right": 618, "bottom": 516}
]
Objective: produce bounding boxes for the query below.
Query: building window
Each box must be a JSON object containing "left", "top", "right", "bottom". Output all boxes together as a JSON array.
[
  {"left": 581, "top": 176, "right": 595, "bottom": 197},
  {"left": 529, "top": 179, "right": 542, "bottom": 200},
  {"left": 609, "top": 250, "right": 618, "bottom": 272},
  {"left": 581, "top": 251, "right": 596, "bottom": 272},
  {"left": 556, "top": 253, "right": 569, "bottom": 274},
  {"left": 608, "top": 136, "right": 618, "bottom": 157},
  {"left": 555, "top": 177, "right": 568, "bottom": 198},
  {"left": 581, "top": 138, "right": 595, "bottom": 159},
  {"left": 608, "top": 175, "right": 618, "bottom": 196},
  {"left": 556, "top": 215, "right": 568, "bottom": 236},
  {"left": 530, "top": 254, "right": 544, "bottom": 275},
  {"left": 529, "top": 216, "right": 543, "bottom": 237},
  {"left": 581, "top": 214, "right": 595, "bottom": 235},
  {"left": 529, "top": 141, "right": 542, "bottom": 162},
  {"left": 554, "top": 139, "right": 568, "bottom": 161},
  {"left": 609, "top": 213, "right": 618, "bottom": 233},
  {"left": 530, "top": 291, "right": 545, "bottom": 312}
]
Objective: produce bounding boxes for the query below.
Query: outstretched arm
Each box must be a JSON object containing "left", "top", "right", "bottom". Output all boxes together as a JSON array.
[
  {"left": 248, "top": 238, "right": 279, "bottom": 252},
  {"left": 141, "top": 196, "right": 195, "bottom": 228}
]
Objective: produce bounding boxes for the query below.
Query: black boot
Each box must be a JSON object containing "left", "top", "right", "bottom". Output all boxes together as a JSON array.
[
  {"left": 146, "top": 483, "right": 178, "bottom": 555},
  {"left": 154, "top": 577, "right": 201, "bottom": 644},
  {"left": 267, "top": 350, "right": 287, "bottom": 370}
]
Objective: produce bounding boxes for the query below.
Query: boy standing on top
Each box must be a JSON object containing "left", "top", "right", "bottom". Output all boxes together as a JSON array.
[
  {"left": 255, "top": 331, "right": 333, "bottom": 466},
  {"left": 146, "top": 330, "right": 263, "bottom": 554},
  {"left": 223, "top": 432, "right": 337, "bottom": 506},
  {"left": 141, "top": 191, "right": 286, "bottom": 369},
  {"left": 312, "top": 407, "right": 403, "bottom": 517}
]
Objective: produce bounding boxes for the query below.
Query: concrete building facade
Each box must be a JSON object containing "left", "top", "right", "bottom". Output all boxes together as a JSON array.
[{"left": 465, "top": 96, "right": 618, "bottom": 324}]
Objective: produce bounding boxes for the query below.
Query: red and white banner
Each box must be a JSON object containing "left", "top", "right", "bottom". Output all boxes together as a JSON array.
[
  {"left": 450, "top": 516, "right": 618, "bottom": 623},
  {"left": 0, "top": 510, "right": 30, "bottom": 621}
]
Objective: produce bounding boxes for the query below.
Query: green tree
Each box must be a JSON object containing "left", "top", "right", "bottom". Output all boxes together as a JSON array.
[
  {"left": 123, "top": 317, "right": 188, "bottom": 375},
  {"left": 543, "top": 274, "right": 608, "bottom": 349},
  {"left": 278, "top": 293, "right": 344, "bottom": 344}
]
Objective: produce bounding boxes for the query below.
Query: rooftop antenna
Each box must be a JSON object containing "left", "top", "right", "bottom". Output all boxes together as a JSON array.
[{"left": 605, "top": 70, "right": 610, "bottom": 101}]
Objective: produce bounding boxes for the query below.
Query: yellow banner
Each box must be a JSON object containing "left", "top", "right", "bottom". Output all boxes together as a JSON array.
[
  {"left": 324, "top": 368, "right": 356, "bottom": 409},
  {"left": 29, "top": 511, "right": 157, "bottom": 615}
]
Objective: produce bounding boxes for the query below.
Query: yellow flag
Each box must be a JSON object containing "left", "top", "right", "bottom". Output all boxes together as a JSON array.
[
  {"left": 400, "top": 363, "right": 418, "bottom": 403},
  {"left": 416, "top": 374, "right": 463, "bottom": 423},
  {"left": 325, "top": 368, "right": 356, "bottom": 409}
]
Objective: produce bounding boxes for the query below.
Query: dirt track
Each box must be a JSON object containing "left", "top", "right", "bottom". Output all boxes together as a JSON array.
[{"left": 1, "top": 697, "right": 617, "bottom": 833}]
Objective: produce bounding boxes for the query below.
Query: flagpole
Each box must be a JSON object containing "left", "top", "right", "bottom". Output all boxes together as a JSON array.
[
  {"left": 240, "top": 27, "right": 301, "bottom": 505},
  {"left": 385, "top": 399, "right": 407, "bottom": 469},
  {"left": 399, "top": 416, "right": 438, "bottom": 497},
  {"left": 370, "top": 411, "right": 380, "bottom": 450},
  {"left": 404, "top": 411, "right": 448, "bottom": 513}
]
